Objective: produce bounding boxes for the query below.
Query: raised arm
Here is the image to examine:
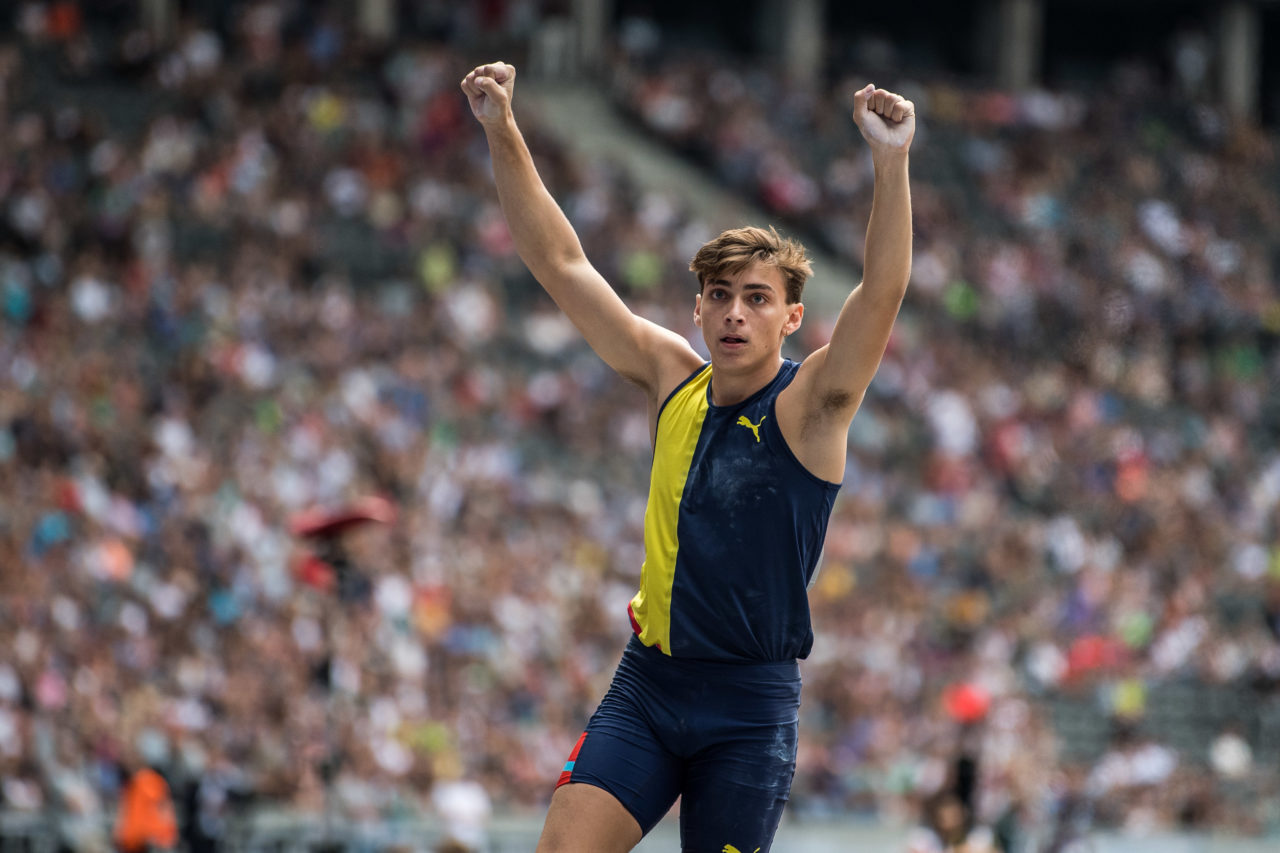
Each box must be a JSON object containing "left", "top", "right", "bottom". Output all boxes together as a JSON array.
[
  {"left": 780, "top": 84, "right": 914, "bottom": 481},
  {"left": 460, "top": 62, "right": 699, "bottom": 398}
]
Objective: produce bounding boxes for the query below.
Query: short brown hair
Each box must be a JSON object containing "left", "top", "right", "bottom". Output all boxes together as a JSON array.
[{"left": 689, "top": 225, "right": 813, "bottom": 304}]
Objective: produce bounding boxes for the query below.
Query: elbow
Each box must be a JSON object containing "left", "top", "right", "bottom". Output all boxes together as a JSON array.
[
  {"left": 863, "top": 274, "right": 910, "bottom": 306},
  {"left": 876, "top": 256, "right": 911, "bottom": 292},
  {"left": 524, "top": 247, "right": 586, "bottom": 282}
]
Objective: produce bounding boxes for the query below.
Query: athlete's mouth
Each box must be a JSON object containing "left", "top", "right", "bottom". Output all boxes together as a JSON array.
[{"left": 721, "top": 335, "right": 746, "bottom": 344}]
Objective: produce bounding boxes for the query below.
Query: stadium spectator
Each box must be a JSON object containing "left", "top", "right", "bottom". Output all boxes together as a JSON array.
[
  {"left": 906, "top": 790, "right": 999, "bottom": 853},
  {"left": 114, "top": 765, "right": 178, "bottom": 853}
]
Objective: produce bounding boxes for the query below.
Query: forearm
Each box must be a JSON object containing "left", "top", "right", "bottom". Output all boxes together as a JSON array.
[
  {"left": 862, "top": 152, "right": 912, "bottom": 300},
  {"left": 484, "top": 116, "right": 586, "bottom": 281}
]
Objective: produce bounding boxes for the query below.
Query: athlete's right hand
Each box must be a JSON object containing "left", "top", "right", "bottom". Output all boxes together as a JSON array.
[{"left": 461, "top": 61, "right": 516, "bottom": 126}]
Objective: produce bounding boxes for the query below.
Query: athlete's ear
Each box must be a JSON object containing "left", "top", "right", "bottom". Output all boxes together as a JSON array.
[
  {"left": 693, "top": 292, "right": 703, "bottom": 327},
  {"left": 783, "top": 301, "right": 803, "bottom": 336}
]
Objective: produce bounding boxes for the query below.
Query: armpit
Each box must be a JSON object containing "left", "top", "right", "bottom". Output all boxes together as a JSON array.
[
  {"left": 818, "top": 389, "right": 857, "bottom": 412},
  {"left": 798, "top": 389, "right": 860, "bottom": 438}
]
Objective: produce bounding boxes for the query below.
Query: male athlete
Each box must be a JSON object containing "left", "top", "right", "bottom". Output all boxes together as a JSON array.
[{"left": 462, "top": 61, "right": 914, "bottom": 853}]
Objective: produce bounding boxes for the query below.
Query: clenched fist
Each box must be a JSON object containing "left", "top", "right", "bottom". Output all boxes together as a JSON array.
[
  {"left": 853, "top": 84, "right": 915, "bottom": 156},
  {"left": 461, "top": 61, "right": 516, "bottom": 126}
]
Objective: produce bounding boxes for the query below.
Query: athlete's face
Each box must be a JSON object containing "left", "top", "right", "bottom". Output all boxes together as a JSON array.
[{"left": 694, "top": 260, "right": 803, "bottom": 368}]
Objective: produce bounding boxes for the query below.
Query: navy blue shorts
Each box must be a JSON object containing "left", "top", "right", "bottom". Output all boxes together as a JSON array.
[{"left": 557, "top": 635, "right": 801, "bottom": 853}]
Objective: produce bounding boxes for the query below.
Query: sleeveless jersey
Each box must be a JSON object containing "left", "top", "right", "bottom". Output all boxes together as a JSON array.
[{"left": 627, "top": 359, "right": 841, "bottom": 661}]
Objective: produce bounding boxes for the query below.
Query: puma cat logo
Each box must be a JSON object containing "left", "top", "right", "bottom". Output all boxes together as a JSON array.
[{"left": 736, "top": 415, "right": 765, "bottom": 443}]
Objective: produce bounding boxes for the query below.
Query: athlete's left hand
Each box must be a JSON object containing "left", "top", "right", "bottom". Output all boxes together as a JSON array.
[
  {"left": 853, "top": 84, "right": 915, "bottom": 156},
  {"left": 461, "top": 61, "right": 516, "bottom": 127}
]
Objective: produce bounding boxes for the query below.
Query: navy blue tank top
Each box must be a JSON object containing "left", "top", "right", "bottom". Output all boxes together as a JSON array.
[{"left": 628, "top": 360, "right": 841, "bottom": 661}]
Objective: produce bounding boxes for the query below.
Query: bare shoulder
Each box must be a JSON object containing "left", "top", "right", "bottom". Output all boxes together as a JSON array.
[
  {"left": 624, "top": 317, "right": 704, "bottom": 402},
  {"left": 651, "top": 325, "right": 706, "bottom": 398},
  {"left": 781, "top": 347, "right": 864, "bottom": 426},
  {"left": 776, "top": 348, "right": 861, "bottom": 482}
]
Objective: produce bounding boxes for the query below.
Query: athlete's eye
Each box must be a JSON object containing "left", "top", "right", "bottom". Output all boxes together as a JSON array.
[{"left": 750, "top": 293, "right": 766, "bottom": 304}]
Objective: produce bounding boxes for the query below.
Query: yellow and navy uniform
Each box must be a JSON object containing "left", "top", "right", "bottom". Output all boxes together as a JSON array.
[
  {"left": 628, "top": 359, "right": 840, "bottom": 661},
  {"left": 558, "top": 359, "right": 841, "bottom": 850}
]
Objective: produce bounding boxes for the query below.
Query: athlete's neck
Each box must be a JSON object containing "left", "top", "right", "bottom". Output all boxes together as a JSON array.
[{"left": 708, "top": 357, "right": 784, "bottom": 407}]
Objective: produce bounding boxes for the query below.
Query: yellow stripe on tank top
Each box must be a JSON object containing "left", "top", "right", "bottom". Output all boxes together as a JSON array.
[{"left": 629, "top": 365, "right": 711, "bottom": 655}]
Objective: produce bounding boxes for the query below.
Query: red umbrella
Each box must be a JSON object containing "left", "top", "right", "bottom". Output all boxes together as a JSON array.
[
  {"left": 290, "top": 495, "right": 397, "bottom": 539},
  {"left": 290, "top": 496, "right": 396, "bottom": 594}
]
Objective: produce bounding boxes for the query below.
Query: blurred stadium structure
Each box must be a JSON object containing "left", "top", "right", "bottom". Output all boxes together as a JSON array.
[{"left": 1, "top": 0, "right": 1279, "bottom": 851}]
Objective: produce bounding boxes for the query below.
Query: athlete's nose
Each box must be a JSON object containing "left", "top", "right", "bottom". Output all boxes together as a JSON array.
[{"left": 724, "top": 296, "right": 747, "bottom": 323}]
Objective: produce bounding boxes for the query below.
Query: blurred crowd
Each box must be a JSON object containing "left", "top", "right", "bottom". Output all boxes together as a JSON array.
[{"left": 1, "top": 1, "right": 1278, "bottom": 851}]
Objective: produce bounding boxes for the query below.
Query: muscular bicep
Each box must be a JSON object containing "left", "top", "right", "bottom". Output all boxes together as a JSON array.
[
  {"left": 808, "top": 282, "right": 903, "bottom": 411},
  {"left": 778, "top": 284, "right": 903, "bottom": 482}
]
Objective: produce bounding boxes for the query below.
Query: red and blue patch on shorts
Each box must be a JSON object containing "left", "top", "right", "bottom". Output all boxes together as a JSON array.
[{"left": 556, "top": 731, "right": 587, "bottom": 788}]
